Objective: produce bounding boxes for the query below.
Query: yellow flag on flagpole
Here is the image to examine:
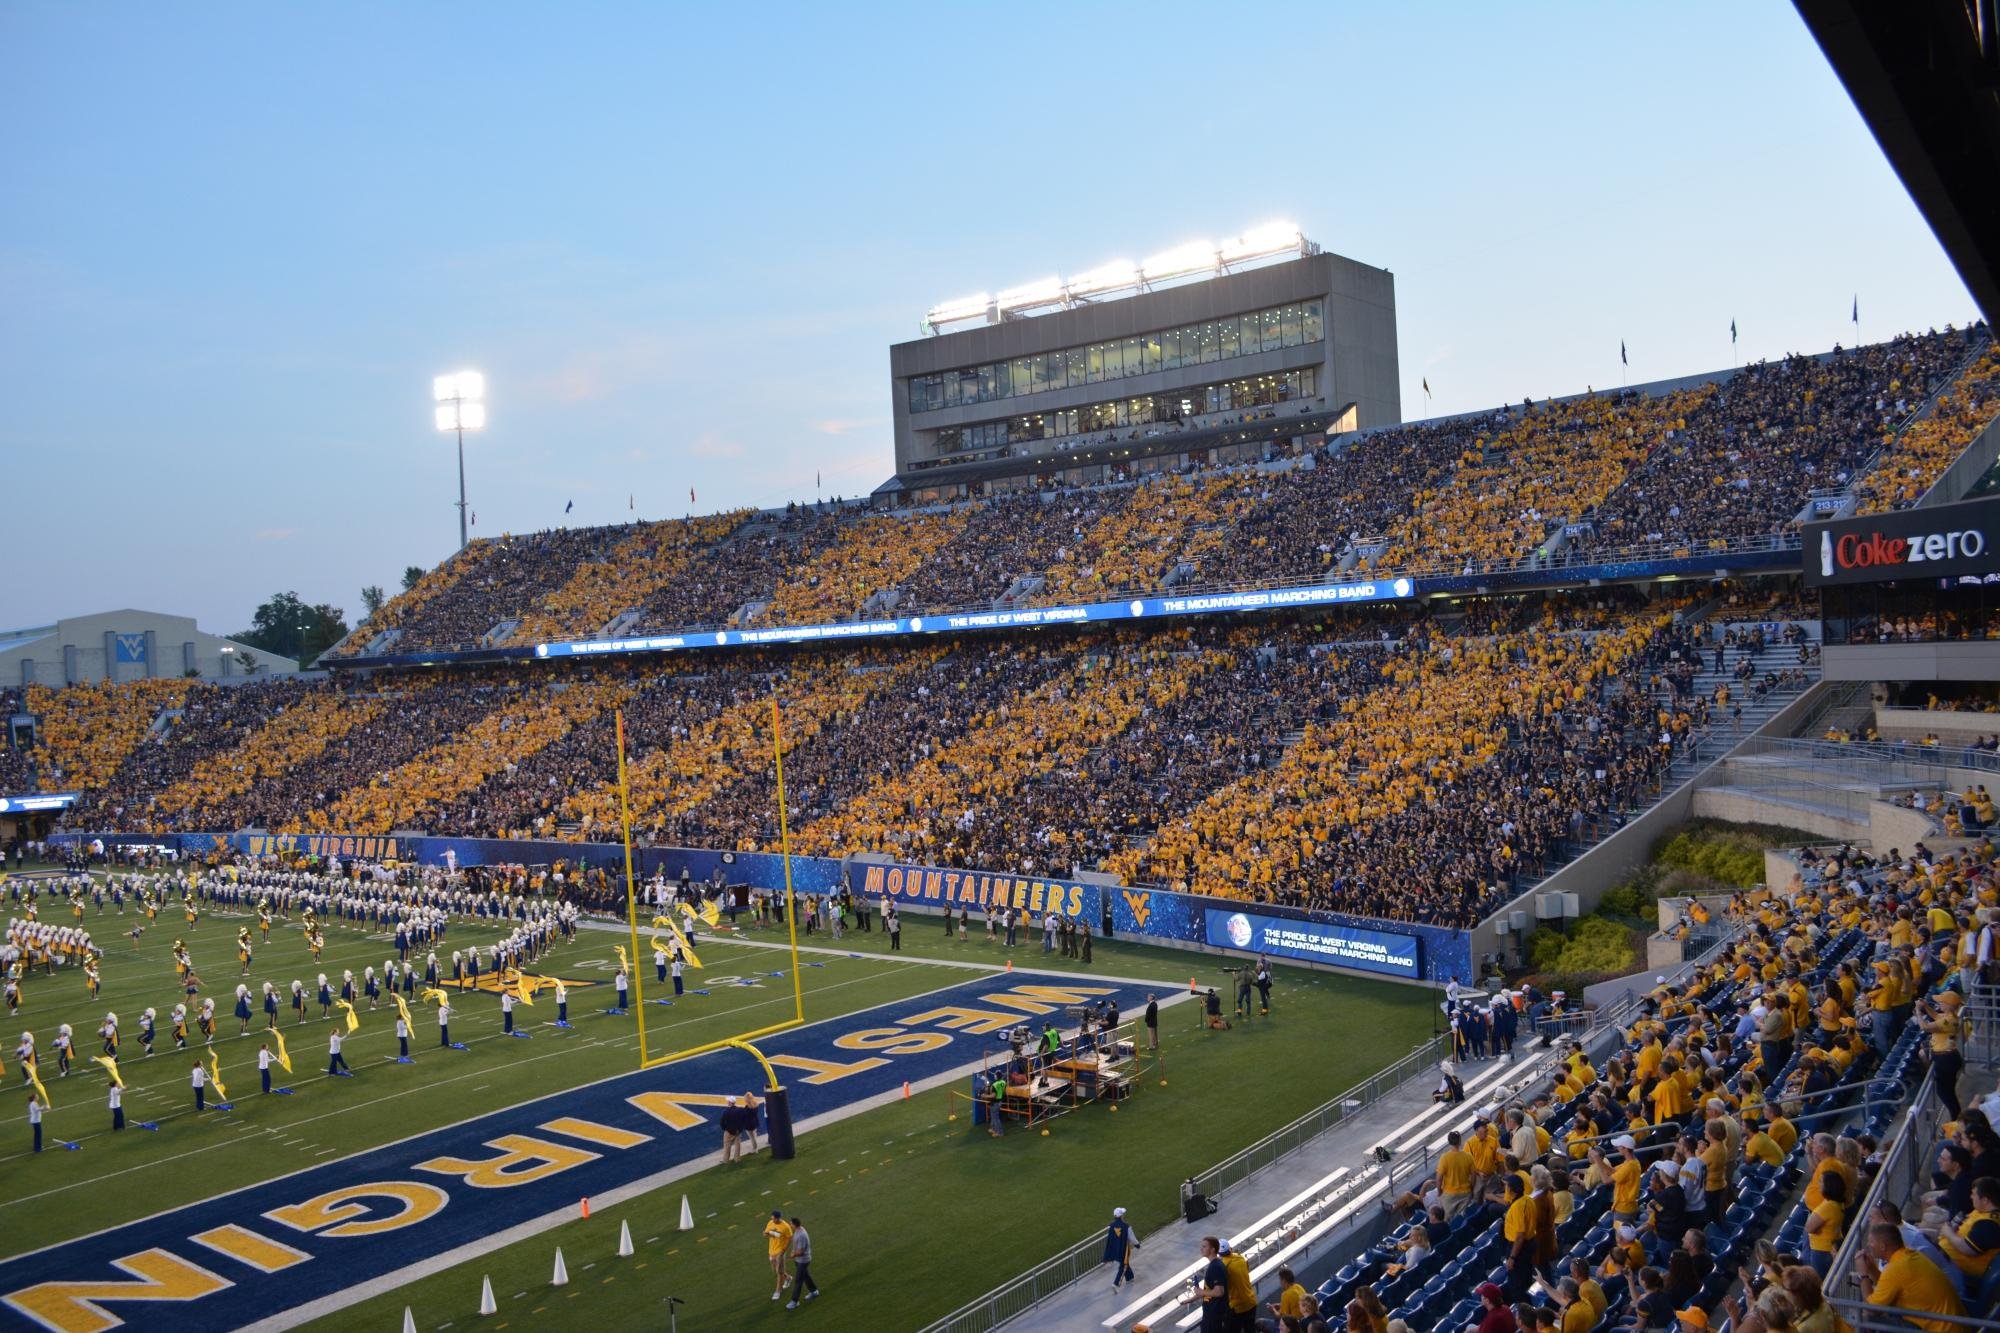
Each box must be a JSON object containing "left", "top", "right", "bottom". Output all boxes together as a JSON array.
[
  {"left": 273, "top": 1029, "right": 293, "bottom": 1074},
  {"left": 335, "top": 1000, "right": 359, "bottom": 1033},
  {"left": 613, "top": 943, "right": 629, "bottom": 971},
  {"left": 207, "top": 1052, "right": 227, "bottom": 1103},
  {"left": 650, "top": 915, "right": 675, "bottom": 932},
  {"left": 513, "top": 971, "right": 534, "bottom": 1006},
  {"left": 700, "top": 897, "right": 721, "bottom": 929},
  {"left": 393, "top": 992, "right": 413, "bottom": 1029},
  {"left": 421, "top": 987, "right": 449, "bottom": 1007},
  {"left": 94, "top": 1055, "right": 124, "bottom": 1089},
  {"left": 29, "top": 1073, "right": 52, "bottom": 1109}
]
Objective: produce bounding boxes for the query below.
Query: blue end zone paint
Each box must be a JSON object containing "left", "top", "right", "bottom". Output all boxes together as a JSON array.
[{"left": 0, "top": 971, "right": 1153, "bottom": 1332}]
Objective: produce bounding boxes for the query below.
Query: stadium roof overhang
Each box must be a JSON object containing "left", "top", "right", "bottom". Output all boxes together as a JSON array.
[{"left": 1796, "top": 0, "right": 2000, "bottom": 325}]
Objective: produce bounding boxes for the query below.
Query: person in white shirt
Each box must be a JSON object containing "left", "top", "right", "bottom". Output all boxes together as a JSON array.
[
  {"left": 395, "top": 1013, "right": 411, "bottom": 1059},
  {"left": 258, "top": 1043, "right": 274, "bottom": 1094},
  {"left": 108, "top": 1081, "right": 123, "bottom": 1131},
  {"left": 191, "top": 1060, "right": 207, "bottom": 1111},
  {"left": 671, "top": 954, "right": 685, "bottom": 997},
  {"left": 327, "top": 1029, "right": 349, "bottom": 1076},
  {"left": 501, "top": 988, "right": 516, "bottom": 1035},
  {"left": 438, "top": 999, "right": 452, "bottom": 1047}
]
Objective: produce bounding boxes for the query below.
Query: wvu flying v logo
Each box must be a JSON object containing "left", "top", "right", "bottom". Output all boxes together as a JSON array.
[{"left": 1121, "top": 889, "right": 1152, "bottom": 928}]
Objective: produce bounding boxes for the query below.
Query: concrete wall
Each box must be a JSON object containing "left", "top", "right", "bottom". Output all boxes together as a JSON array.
[
  {"left": 1869, "top": 798, "right": 1942, "bottom": 852},
  {"left": 1875, "top": 707, "right": 2000, "bottom": 742},
  {"left": 0, "top": 609, "right": 297, "bottom": 686},
  {"left": 1917, "top": 414, "right": 2000, "bottom": 509},
  {"left": 1822, "top": 641, "right": 2000, "bottom": 682},
  {"left": 1689, "top": 787, "right": 1866, "bottom": 840}
]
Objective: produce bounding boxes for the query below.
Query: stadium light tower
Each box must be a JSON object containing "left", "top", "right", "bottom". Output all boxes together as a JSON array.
[{"left": 432, "top": 370, "right": 487, "bottom": 549}]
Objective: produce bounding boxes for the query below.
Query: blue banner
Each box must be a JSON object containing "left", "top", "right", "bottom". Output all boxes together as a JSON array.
[
  {"left": 1205, "top": 906, "right": 1422, "bottom": 979},
  {"left": 529, "top": 576, "right": 1416, "bottom": 661},
  {"left": 114, "top": 633, "right": 147, "bottom": 664},
  {"left": 0, "top": 793, "right": 78, "bottom": 814}
]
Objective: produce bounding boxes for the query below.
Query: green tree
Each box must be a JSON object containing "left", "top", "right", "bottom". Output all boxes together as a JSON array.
[
  {"left": 234, "top": 592, "right": 349, "bottom": 667},
  {"left": 401, "top": 565, "right": 426, "bottom": 592},
  {"left": 359, "top": 585, "right": 386, "bottom": 619}
]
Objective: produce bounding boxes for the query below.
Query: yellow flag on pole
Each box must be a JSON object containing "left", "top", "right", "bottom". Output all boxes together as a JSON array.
[
  {"left": 335, "top": 1000, "right": 359, "bottom": 1033},
  {"left": 421, "top": 987, "right": 449, "bottom": 1007},
  {"left": 273, "top": 1030, "right": 293, "bottom": 1074},
  {"left": 94, "top": 1055, "right": 124, "bottom": 1088},
  {"left": 651, "top": 915, "right": 675, "bottom": 932},
  {"left": 393, "top": 992, "right": 413, "bottom": 1029},
  {"left": 700, "top": 897, "right": 721, "bottom": 929},
  {"left": 207, "top": 1052, "right": 227, "bottom": 1103},
  {"left": 613, "top": 944, "right": 629, "bottom": 971},
  {"left": 513, "top": 971, "right": 534, "bottom": 1006},
  {"left": 30, "top": 1073, "right": 52, "bottom": 1109}
]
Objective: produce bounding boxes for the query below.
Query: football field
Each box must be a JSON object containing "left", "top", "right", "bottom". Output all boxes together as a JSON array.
[{"left": 0, "top": 873, "right": 1437, "bottom": 1331}]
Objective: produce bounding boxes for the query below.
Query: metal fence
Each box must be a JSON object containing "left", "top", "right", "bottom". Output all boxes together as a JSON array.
[{"left": 914, "top": 1032, "right": 1451, "bottom": 1333}]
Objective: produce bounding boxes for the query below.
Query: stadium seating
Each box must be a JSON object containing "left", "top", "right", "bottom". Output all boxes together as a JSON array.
[
  {"left": 320, "top": 328, "right": 1991, "bottom": 658},
  {"left": 1854, "top": 342, "right": 2000, "bottom": 513}
]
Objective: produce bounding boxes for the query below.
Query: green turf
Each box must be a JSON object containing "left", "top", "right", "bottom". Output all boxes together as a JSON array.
[
  {"left": 306, "top": 934, "right": 1437, "bottom": 1332},
  {"left": 3, "top": 874, "right": 1438, "bottom": 1331}
]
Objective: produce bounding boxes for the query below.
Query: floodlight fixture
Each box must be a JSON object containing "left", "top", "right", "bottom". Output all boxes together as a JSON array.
[
  {"left": 433, "top": 368, "right": 487, "bottom": 549},
  {"left": 1065, "top": 259, "right": 1140, "bottom": 300},
  {"left": 1219, "top": 221, "right": 1305, "bottom": 265},
  {"left": 1140, "top": 240, "right": 1220, "bottom": 284}
]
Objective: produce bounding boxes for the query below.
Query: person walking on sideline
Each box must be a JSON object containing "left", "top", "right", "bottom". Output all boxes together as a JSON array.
[
  {"left": 785, "top": 1216, "right": 819, "bottom": 1308},
  {"left": 763, "top": 1210, "right": 793, "bottom": 1301},
  {"left": 1145, "top": 994, "right": 1159, "bottom": 1051},
  {"left": 887, "top": 908, "right": 901, "bottom": 953},
  {"left": 1102, "top": 1207, "right": 1138, "bottom": 1289}
]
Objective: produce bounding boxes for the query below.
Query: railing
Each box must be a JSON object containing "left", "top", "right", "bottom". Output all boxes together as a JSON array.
[
  {"left": 1729, "top": 734, "right": 2000, "bottom": 779},
  {"left": 1825, "top": 1065, "right": 1943, "bottom": 1299},
  {"left": 914, "top": 1032, "right": 1451, "bottom": 1333}
]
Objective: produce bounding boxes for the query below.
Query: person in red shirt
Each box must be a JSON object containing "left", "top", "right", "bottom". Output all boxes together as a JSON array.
[{"left": 1474, "top": 1280, "right": 1518, "bottom": 1333}]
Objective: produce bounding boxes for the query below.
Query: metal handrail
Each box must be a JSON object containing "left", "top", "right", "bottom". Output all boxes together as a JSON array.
[{"left": 914, "top": 1031, "right": 1451, "bottom": 1333}]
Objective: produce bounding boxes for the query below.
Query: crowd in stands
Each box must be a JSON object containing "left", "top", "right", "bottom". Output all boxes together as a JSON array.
[
  {"left": 1406, "top": 388, "right": 1715, "bottom": 574},
  {"left": 27, "top": 679, "right": 192, "bottom": 794},
  {"left": 1855, "top": 343, "right": 2000, "bottom": 514},
  {"left": 1313, "top": 838, "right": 2000, "bottom": 1333},
  {"left": 317, "top": 329, "right": 1991, "bottom": 659},
  {"left": 22, "top": 584, "right": 1825, "bottom": 931},
  {"left": 1570, "top": 331, "right": 1982, "bottom": 558},
  {"left": 505, "top": 510, "right": 746, "bottom": 645}
]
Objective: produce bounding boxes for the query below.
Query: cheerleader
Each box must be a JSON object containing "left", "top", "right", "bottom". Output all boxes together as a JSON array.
[
  {"left": 16, "top": 1031, "right": 36, "bottom": 1083},
  {"left": 171, "top": 1004, "right": 189, "bottom": 1049},
  {"left": 262, "top": 981, "right": 279, "bottom": 1029},
  {"left": 340, "top": 969, "right": 355, "bottom": 1006},
  {"left": 53, "top": 1024, "right": 73, "bottom": 1076},
  {"left": 290, "top": 979, "right": 306, "bottom": 1025},
  {"left": 237, "top": 928, "right": 254, "bottom": 976},
  {"left": 308, "top": 931, "right": 324, "bottom": 963},
  {"left": 316, "top": 973, "right": 332, "bottom": 1018},
  {"left": 99, "top": 1011, "right": 118, "bottom": 1057},
  {"left": 364, "top": 966, "right": 380, "bottom": 1010},
  {"left": 197, "top": 997, "right": 215, "bottom": 1044},
  {"left": 172, "top": 940, "right": 192, "bottom": 980},
  {"left": 257, "top": 903, "right": 272, "bottom": 941},
  {"left": 139, "top": 1007, "right": 156, "bottom": 1056},
  {"left": 84, "top": 958, "right": 101, "bottom": 999},
  {"left": 144, "top": 895, "right": 159, "bottom": 923},
  {"left": 234, "top": 984, "right": 252, "bottom": 1035},
  {"left": 183, "top": 896, "right": 199, "bottom": 929}
]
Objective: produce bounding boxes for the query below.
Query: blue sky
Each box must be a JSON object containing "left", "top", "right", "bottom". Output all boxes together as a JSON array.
[{"left": 0, "top": 2, "right": 1979, "bottom": 634}]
